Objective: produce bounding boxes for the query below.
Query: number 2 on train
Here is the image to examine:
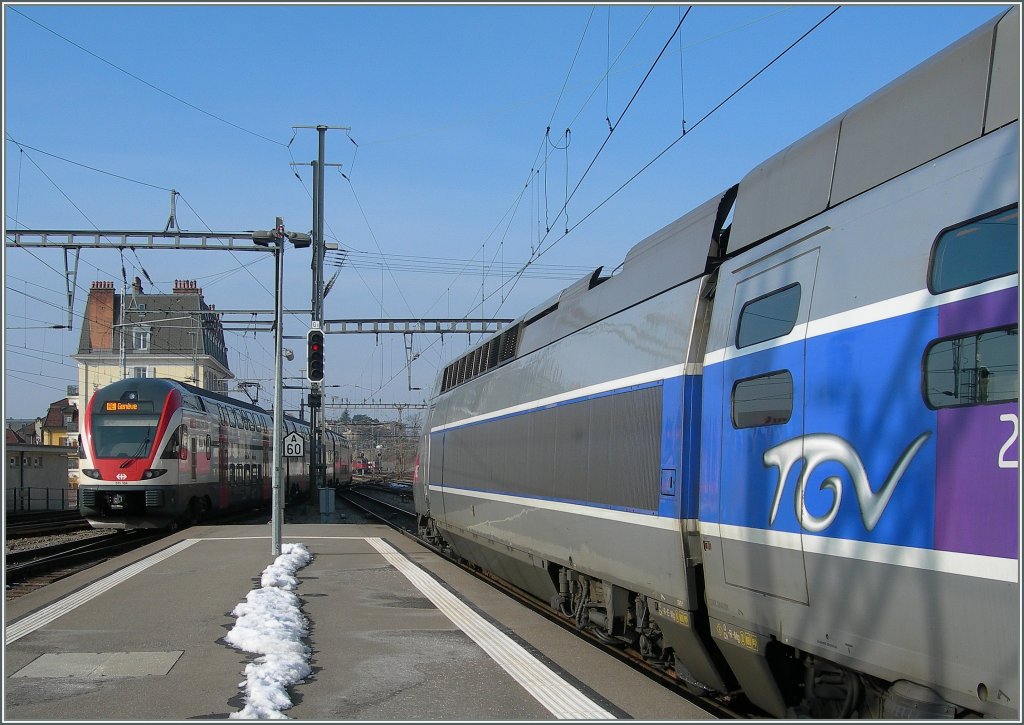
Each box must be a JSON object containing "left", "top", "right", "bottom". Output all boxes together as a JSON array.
[{"left": 998, "top": 413, "right": 1019, "bottom": 469}]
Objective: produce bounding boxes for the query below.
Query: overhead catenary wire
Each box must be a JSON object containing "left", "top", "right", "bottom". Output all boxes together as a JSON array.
[
  {"left": 482, "top": 5, "right": 840, "bottom": 318},
  {"left": 4, "top": 136, "right": 174, "bottom": 191},
  {"left": 2, "top": 151, "right": 284, "bottom": 403},
  {"left": 369, "top": 6, "right": 669, "bottom": 397},
  {"left": 8, "top": 7, "right": 288, "bottom": 148}
]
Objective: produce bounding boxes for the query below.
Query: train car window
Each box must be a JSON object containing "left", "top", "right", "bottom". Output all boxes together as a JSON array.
[
  {"left": 472, "top": 346, "right": 484, "bottom": 377},
  {"left": 244, "top": 464, "right": 251, "bottom": 481},
  {"left": 737, "top": 284, "right": 801, "bottom": 349},
  {"left": 498, "top": 324, "right": 521, "bottom": 362},
  {"left": 929, "top": 206, "right": 1018, "bottom": 293},
  {"left": 924, "top": 325, "right": 1019, "bottom": 408},
  {"left": 732, "top": 371, "right": 794, "bottom": 428},
  {"left": 228, "top": 463, "right": 235, "bottom": 483},
  {"left": 206, "top": 435, "right": 212, "bottom": 460},
  {"left": 486, "top": 337, "right": 500, "bottom": 370},
  {"left": 160, "top": 425, "right": 181, "bottom": 459}
]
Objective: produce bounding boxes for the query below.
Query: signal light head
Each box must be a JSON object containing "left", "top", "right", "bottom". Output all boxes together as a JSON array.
[{"left": 306, "top": 329, "right": 325, "bottom": 383}]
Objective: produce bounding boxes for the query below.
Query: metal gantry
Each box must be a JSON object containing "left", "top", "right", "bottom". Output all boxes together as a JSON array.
[{"left": 324, "top": 318, "right": 513, "bottom": 335}]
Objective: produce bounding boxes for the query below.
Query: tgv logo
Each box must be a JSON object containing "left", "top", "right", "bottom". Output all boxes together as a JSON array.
[{"left": 763, "top": 432, "right": 931, "bottom": 532}]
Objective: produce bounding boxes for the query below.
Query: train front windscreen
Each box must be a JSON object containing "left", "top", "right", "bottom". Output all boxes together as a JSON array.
[{"left": 89, "top": 383, "right": 164, "bottom": 459}]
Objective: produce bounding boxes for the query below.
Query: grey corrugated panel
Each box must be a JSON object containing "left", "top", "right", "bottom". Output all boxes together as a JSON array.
[
  {"left": 830, "top": 21, "right": 994, "bottom": 205},
  {"left": 440, "top": 386, "right": 661, "bottom": 512},
  {"left": 732, "top": 10, "right": 1011, "bottom": 254},
  {"left": 985, "top": 6, "right": 1020, "bottom": 133},
  {"left": 729, "top": 120, "right": 840, "bottom": 255}
]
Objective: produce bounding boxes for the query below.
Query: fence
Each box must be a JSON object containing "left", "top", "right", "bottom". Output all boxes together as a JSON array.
[{"left": 5, "top": 487, "right": 79, "bottom": 513}]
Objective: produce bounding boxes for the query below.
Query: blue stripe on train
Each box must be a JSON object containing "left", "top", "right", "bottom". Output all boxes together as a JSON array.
[{"left": 702, "top": 306, "right": 940, "bottom": 550}]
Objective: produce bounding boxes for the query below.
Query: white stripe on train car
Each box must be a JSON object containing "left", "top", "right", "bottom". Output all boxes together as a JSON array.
[
  {"left": 704, "top": 275, "right": 1017, "bottom": 366},
  {"left": 702, "top": 523, "right": 1019, "bottom": 583},
  {"left": 428, "top": 485, "right": 680, "bottom": 530},
  {"left": 430, "top": 362, "right": 703, "bottom": 434}
]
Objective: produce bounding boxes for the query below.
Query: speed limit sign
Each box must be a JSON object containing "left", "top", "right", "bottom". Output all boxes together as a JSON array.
[{"left": 283, "top": 432, "right": 305, "bottom": 458}]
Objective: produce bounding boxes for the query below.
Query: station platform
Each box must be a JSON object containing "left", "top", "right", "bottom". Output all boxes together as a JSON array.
[{"left": 4, "top": 522, "right": 714, "bottom": 721}]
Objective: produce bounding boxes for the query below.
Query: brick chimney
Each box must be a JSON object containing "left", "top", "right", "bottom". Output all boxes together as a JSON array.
[
  {"left": 84, "top": 281, "right": 115, "bottom": 350},
  {"left": 173, "top": 279, "right": 202, "bottom": 296}
]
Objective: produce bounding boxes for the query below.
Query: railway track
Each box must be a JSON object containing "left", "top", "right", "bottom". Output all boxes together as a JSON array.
[
  {"left": 3, "top": 505, "right": 276, "bottom": 602},
  {"left": 4, "top": 530, "right": 168, "bottom": 600},
  {"left": 4, "top": 510, "right": 91, "bottom": 538},
  {"left": 337, "top": 483, "right": 417, "bottom": 533},
  {"left": 336, "top": 483, "right": 756, "bottom": 719}
]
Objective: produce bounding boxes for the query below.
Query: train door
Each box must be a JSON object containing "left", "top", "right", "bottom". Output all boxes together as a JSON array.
[
  {"left": 190, "top": 434, "right": 197, "bottom": 481},
  {"left": 717, "top": 249, "right": 819, "bottom": 604}
]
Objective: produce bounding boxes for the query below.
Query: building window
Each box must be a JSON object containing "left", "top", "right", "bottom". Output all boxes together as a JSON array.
[
  {"left": 924, "top": 325, "right": 1019, "bottom": 408},
  {"left": 737, "top": 284, "right": 801, "bottom": 349},
  {"left": 133, "top": 326, "right": 151, "bottom": 351},
  {"left": 732, "top": 370, "right": 794, "bottom": 428},
  {"left": 929, "top": 206, "right": 1018, "bottom": 294},
  {"left": 133, "top": 366, "right": 156, "bottom": 379}
]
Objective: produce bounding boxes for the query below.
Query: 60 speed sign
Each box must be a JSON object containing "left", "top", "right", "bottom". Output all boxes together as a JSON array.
[{"left": 283, "top": 432, "right": 305, "bottom": 457}]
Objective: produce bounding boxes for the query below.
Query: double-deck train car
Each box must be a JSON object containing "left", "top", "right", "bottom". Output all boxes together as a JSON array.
[
  {"left": 78, "top": 377, "right": 351, "bottom": 529},
  {"left": 415, "top": 8, "right": 1019, "bottom": 719}
]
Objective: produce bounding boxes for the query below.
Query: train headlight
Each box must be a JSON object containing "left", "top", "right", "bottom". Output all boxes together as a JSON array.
[
  {"left": 82, "top": 469, "right": 102, "bottom": 479},
  {"left": 141, "top": 469, "right": 167, "bottom": 480}
]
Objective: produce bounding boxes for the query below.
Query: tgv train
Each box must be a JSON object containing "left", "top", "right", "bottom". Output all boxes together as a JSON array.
[
  {"left": 415, "top": 9, "right": 1019, "bottom": 719},
  {"left": 78, "top": 378, "right": 351, "bottom": 530}
]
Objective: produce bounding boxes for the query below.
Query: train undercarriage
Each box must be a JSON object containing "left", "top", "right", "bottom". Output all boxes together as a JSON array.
[{"left": 418, "top": 515, "right": 984, "bottom": 719}]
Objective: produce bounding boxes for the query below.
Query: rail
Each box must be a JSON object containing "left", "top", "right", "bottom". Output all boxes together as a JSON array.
[
  {"left": 5, "top": 530, "right": 166, "bottom": 583},
  {"left": 5, "top": 510, "right": 89, "bottom": 538}
]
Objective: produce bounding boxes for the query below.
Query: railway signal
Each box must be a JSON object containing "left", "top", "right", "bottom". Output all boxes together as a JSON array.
[{"left": 307, "top": 329, "right": 325, "bottom": 383}]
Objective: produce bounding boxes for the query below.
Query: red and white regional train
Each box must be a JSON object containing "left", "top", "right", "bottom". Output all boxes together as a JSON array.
[{"left": 78, "top": 377, "right": 351, "bottom": 529}]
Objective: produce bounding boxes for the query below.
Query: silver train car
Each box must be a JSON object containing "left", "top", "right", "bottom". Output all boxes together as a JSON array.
[
  {"left": 415, "top": 8, "right": 1019, "bottom": 719},
  {"left": 79, "top": 377, "right": 352, "bottom": 529}
]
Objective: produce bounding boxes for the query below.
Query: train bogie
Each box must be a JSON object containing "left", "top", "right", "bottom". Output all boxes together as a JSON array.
[{"left": 415, "top": 7, "right": 1018, "bottom": 720}]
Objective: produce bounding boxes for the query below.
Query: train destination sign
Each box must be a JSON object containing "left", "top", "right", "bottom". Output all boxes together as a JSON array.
[
  {"left": 105, "top": 401, "right": 139, "bottom": 412},
  {"left": 283, "top": 431, "right": 305, "bottom": 458}
]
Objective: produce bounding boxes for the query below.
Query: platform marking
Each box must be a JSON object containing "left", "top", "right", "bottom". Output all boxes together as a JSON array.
[
  {"left": 365, "top": 536, "right": 617, "bottom": 720},
  {"left": 4, "top": 539, "right": 199, "bottom": 645}
]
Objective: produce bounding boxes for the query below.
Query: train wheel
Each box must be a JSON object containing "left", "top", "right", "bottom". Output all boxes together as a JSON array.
[{"left": 184, "top": 498, "right": 203, "bottom": 527}]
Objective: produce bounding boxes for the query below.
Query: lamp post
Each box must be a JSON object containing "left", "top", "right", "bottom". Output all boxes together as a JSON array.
[{"left": 252, "top": 218, "right": 311, "bottom": 556}]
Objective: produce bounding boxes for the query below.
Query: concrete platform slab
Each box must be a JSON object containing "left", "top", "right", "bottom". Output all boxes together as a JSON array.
[{"left": 4, "top": 523, "right": 714, "bottom": 721}]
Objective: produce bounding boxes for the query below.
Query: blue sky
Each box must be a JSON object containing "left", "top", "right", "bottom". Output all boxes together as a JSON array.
[{"left": 3, "top": 2, "right": 1013, "bottom": 422}]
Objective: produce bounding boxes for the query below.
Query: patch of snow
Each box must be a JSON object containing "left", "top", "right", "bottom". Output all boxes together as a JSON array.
[{"left": 226, "top": 542, "right": 313, "bottom": 719}]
